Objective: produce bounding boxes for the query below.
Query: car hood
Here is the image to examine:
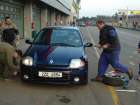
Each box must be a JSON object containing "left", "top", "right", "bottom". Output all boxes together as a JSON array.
[{"left": 25, "top": 45, "right": 85, "bottom": 66}]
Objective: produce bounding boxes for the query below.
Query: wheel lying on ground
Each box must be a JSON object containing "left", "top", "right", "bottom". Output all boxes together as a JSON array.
[{"left": 103, "top": 71, "right": 125, "bottom": 86}]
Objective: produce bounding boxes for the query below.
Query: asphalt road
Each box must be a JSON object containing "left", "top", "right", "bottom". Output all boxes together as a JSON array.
[{"left": 0, "top": 27, "right": 140, "bottom": 105}]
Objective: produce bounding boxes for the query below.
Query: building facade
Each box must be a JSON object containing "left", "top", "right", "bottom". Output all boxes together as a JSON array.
[
  {"left": 116, "top": 9, "right": 140, "bottom": 29},
  {"left": 0, "top": 0, "right": 81, "bottom": 39}
]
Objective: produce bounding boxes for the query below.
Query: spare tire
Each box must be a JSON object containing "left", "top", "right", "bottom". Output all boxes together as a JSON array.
[{"left": 103, "top": 71, "right": 125, "bottom": 86}]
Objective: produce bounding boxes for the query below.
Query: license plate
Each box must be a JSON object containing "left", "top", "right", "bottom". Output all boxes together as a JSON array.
[{"left": 38, "top": 72, "right": 62, "bottom": 78}]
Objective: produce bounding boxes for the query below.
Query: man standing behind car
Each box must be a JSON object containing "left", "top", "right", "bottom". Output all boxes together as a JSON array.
[
  {"left": 1, "top": 17, "right": 19, "bottom": 47},
  {"left": 2, "top": 17, "right": 17, "bottom": 29},
  {"left": 94, "top": 20, "right": 133, "bottom": 81}
]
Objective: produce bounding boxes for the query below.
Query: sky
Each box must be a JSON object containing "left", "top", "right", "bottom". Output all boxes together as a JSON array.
[{"left": 79, "top": 0, "right": 140, "bottom": 17}]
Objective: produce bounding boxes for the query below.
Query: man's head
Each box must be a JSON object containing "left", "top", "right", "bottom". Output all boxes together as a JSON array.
[
  {"left": 5, "top": 16, "right": 12, "bottom": 25},
  {"left": 96, "top": 20, "right": 105, "bottom": 30}
]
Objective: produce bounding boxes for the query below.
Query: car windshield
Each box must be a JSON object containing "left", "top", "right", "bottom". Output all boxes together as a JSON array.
[{"left": 34, "top": 28, "right": 83, "bottom": 47}]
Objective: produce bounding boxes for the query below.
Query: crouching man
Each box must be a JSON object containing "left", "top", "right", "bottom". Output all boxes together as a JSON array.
[{"left": 0, "top": 42, "right": 21, "bottom": 78}]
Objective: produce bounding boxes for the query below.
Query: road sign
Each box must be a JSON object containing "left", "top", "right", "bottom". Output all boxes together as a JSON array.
[{"left": 128, "top": 10, "right": 140, "bottom": 15}]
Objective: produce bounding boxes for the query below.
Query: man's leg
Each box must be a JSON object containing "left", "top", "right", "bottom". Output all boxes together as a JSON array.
[
  {"left": 110, "top": 51, "right": 133, "bottom": 79},
  {"left": 97, "top": 52, "right": 109, "bottom": 80}
]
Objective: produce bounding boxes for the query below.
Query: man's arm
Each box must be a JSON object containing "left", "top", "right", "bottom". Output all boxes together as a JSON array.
[
  {"left": 6, "top": 44, "right": 19, "bottom": 70},
  {"left": 97, "top": 31, "right": 110, "bottom": 49},
  {"left": 107, "top": 29, "right": 118, "bottom": 48},
  {"left": 95, "top": 44, "right": 110, "bottom": 49},
  {"left": 99, "top": 35, "right": 107, "bottom": 46}
]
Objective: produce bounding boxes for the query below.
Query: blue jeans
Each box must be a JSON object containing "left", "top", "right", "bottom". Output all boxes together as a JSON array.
[{"left": 98, "top": 51, "right": 128, "bottom": 77}]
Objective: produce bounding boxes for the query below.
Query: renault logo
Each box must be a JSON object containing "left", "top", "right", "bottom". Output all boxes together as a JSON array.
[{"left": 49, "top": 59, "right": 54, "bottom": 64}]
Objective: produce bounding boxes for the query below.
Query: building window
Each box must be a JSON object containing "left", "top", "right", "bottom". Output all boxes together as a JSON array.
[
  {"left": 0, "top": 5, "right": 4, "bottom": 10},
  {"left": 5, "top": 6, "right": 9, "bottom": 11},
  {"left": 10, "top": 7, "right": 14, "bottom": 12},
  {"left": 0, "top": 14, "right": 4, "bottom": 19},
  {"left": 10, "top": 14, "right": 13, "bottom": 19},
  {"left": 14, "top": 8, "right": 17, "bottom": 12},
  {"left": 14, "top": 15, "right": 17, "bottom": 18}
]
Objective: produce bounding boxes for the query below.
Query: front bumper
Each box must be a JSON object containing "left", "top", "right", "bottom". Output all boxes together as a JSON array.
[{"left": 20, "top": 65, "right": 88, "bottom": 84}]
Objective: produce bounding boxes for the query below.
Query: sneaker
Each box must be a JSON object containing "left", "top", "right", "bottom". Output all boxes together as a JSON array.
[
  {"left": 127, "top": 68, "right": 133, "bottom": 80},
  {"left": 91, "top": 76, "right": 103, "bottom": 82}
]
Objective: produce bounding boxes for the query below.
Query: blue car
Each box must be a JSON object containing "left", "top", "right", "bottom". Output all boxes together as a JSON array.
[{"left": 21, "top": 26, "right": 93, "bottom": 85}]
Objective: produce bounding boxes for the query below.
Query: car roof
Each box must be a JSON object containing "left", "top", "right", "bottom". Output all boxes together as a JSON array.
[{"left": 42, "top": 26, "right": 79, "bottom": 30}]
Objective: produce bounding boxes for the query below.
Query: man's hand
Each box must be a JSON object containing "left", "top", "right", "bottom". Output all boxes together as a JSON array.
[
  {"left": 95, "top": 44, "right": 110, "bottom": 49},
  {"left": 102, "top": 44, "right": 109, "bottom": 49},
  {"left": 95, "top": 44, "right": 102, "bottom": 49}
]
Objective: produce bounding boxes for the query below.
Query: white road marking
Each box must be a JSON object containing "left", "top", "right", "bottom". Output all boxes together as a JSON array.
[
  {"left": 129, "top": 62, "right": 136, "bottom": 66},
  {"left": 86, "top": 28, "right": 100, "bottom": 58},
  {"left": 116, "top": 90, "right": 137, "bottom": 93},
  {"left": 129, "top": 56, "right": 133, "bottom": 58},
  {"left": 133, "top": 51, "right": 138, "bottom": 55}
]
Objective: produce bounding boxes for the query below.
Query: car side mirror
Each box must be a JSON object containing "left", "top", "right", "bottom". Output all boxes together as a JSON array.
[
  {"left": 25, "top": 39, "right": 33, "bottom": 44},
  {"left": 84, "top": 43, "right": 93, "bottom": 47}
]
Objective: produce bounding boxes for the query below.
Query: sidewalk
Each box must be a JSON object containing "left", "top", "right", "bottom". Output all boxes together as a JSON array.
[
  {"left": 115, "top": 23, "right": 140, "bottom": 31},
  {"left": 117, "top": 26, "right": 140, "bottom": 31}
]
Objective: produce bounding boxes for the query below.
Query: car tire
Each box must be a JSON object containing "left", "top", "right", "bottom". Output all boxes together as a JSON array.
[
  {"left": 81, "top": 76, "right": 88, "bottom": 85},
  {"left": 103, "top": 75, "right": 124, "bottom": 86},
  {"left": 81, "top": 80, "right": 88, "bottom": 85},
  {"left": 20, "top": 75, "right": 26, "bottom": 82},
  {"left": 20, "top": 73, "right": 28, "bottom": 83}
]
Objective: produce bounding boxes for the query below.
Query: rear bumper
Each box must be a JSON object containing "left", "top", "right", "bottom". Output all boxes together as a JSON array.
[{"left": 20, "top": 65, "right": 88, "bottom": 84}]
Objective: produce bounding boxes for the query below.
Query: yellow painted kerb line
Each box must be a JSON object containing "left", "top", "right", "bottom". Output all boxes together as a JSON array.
[
  {"left": 108, "top": 86, "right": 121, "bottom": 105},
  {"left": 86, "top": 27, "right": 121, "bottom": 105}
]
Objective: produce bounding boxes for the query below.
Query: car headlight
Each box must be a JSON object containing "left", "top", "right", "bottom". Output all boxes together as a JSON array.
[
  {"left": 22, "top": 56, "right": 33, "bottom": 66},
  {"left": 69, "top": 59, "right": 85, "bottom": 69}
]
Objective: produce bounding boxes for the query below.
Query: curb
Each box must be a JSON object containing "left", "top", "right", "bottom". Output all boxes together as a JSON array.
[{"left": 116, "top": 26, "right": 140, "bottom": 31}]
